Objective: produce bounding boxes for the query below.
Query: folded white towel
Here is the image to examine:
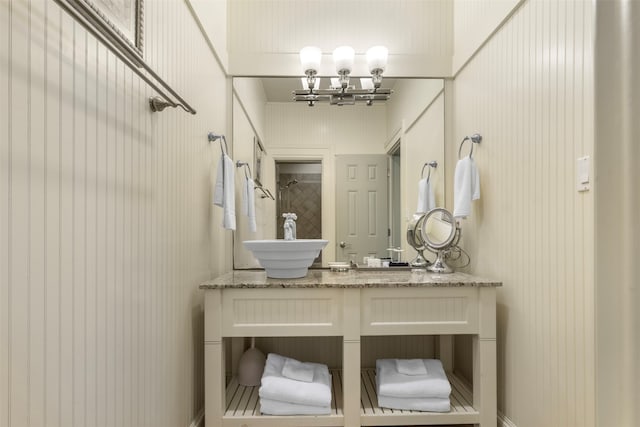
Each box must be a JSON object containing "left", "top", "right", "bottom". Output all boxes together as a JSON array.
[
  {"left": 453, "top": 156, "right": 480, "bottom": 219},
  {"left": 259, "top": 398, "right": 331, "bottom": 416},
  {"left": 396, "top": 359, "right": 428, "bottom": 376},
  {"left": 376, "top": 358, "right": 451, "bottom": 399},
  {"left": 242, "top": 177, "right": 257, "bottom": 233},
  {"left": 259, "top": 353, "right": 332, "bottom": 407},
  {"left": 213, "top": 153, "right": 236, "bottom": 230},
  {"left": 377, "top": 394, "right": 450, "bottom": 413},
  {"left": 282, "top": 358, "right": 315, "bottom": 383},
  {"left": 416, "top": 177, "right": 436, "bottom": 213}
]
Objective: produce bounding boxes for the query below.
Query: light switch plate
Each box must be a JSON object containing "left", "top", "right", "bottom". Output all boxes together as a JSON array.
[{"left": 577, "top": 156, "right": 590, "bottom": 192}]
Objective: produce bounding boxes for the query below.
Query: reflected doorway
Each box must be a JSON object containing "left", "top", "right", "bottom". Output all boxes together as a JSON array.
[
  {"left": 275, "top": 161, "right": 323, "bottom": 265},
  {"left": 388, "top": 142, "right": 401, "bottom": 249}
]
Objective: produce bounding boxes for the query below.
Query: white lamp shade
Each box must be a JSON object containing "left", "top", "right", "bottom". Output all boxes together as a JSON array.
[
  {"left": 300, "top": 46, "right": 322, "bottom": 73},
  {"left": 366, "top": 46, "right": 388, "bottom": 72},
  {"left": 333, "top": 46, "right": 355, "bottom": 74}
]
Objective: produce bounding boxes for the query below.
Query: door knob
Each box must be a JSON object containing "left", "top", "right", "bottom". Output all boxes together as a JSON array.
[{"left": 339, "top": 241, "right": 346, "bottom": 248}]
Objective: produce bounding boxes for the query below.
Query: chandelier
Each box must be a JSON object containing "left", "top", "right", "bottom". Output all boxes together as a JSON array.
[{"left": 294, "top": 46, "right": 392, "bottom": 106}]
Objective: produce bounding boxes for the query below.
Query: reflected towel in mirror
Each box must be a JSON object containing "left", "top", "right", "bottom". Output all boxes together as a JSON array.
[
  {"left": 242, "top": 176, "right": 257, "bottom": 232},
  {"left": 416, "top": 177, "right": 436, "bottom": 213},
  {"left": 213, "top": 153, "right": 236, "bottom": 230}
]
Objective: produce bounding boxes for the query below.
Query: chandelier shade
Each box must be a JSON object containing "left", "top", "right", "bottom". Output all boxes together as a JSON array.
[
  {"left": 366, "top": 46, "right": 388, "bottom": 73},
  {"left": 332, "top": 46, "right": 355, "bottom": 74},
  {"left": 299, "top": 46, "right": 322, "bottom": 74}
]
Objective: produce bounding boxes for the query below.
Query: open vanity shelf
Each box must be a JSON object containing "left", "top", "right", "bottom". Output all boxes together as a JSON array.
[
  {"left": 223, "top": 369, "right": 478, "bottom": 426},
  {"left": 201, "top": 270, "right": 501, "bottom": 427}
]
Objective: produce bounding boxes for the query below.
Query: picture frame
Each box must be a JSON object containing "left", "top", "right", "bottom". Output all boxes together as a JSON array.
[
  {"left": 254, "top": 137, "right": 264, "bottom": 184},
  {"left": 74, "top": 0, "right": 144, "bottom": 60}
]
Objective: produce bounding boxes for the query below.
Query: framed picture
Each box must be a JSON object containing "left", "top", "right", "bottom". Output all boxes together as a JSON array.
[
  {"left": 73, "top": 0, "right": 144, "bottom": 59},
  {"left": 254, "top": 137, "right": 264, "bottom": 184}
]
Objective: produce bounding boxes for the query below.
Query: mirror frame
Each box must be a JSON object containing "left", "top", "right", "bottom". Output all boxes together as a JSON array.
[{"left": 421, "top": 208, "right": 456, "bottom": 250}]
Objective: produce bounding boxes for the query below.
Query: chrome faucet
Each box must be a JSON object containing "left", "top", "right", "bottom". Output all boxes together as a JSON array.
[{"left": 283, "top": 213, "right": 297, "bottom": 240}]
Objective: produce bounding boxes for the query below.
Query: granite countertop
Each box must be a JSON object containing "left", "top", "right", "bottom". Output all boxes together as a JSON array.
[{"left": 199, "top": 269, "right": 502, "bottom": 289}]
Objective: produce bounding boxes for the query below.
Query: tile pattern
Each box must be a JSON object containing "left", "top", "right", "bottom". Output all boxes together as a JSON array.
[{"left": 277, "top": 173, "right": 322, "bottom": 264}]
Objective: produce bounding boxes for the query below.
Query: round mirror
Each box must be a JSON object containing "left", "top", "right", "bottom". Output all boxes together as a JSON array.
[
  {"left": 421, "top": 208, "right": 456, "bottom": 250},
  {"left": 406, "top": 214, "right": 429, "bottom": 267}
]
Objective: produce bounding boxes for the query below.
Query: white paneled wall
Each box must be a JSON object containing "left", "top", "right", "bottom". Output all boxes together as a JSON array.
[
  {"left": 447, "top": 1, "right": 595, "bottom": 426},
  {"left": 232, "top": 95, "right": 267, "bottom": 269},
  {"left": 400, "top": 92, "right": 445, "bottom": 258},
  {"left": 452, "top": 0, "right": 522, "bottom": 73},
  {"left": 229, "top": 0, "right": 452, "bottom": 56},
  {"left": 232, "top": 78, "right": 267, "bottom": 143},
  {"left": 266, "top": 103, "right": 387, "bottom": 154},
  {"left": 227, "top": 0, "right": 453, "bottom": 76},
  {"left": 0, "top": 1, "right": 230, "bottom": 426}
]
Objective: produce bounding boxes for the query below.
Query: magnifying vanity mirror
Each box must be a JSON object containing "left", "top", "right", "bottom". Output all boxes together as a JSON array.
[
  {"left": 406, "top": 214, "right": 430, "bottom": 267},
  {"left": 408, "top": 208, "right": 461, "bottom": 274}
]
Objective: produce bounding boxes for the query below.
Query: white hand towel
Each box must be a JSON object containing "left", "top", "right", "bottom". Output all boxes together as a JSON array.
[
  {"left": 376, "top": 358, "right": 451, "bottom": 399},
  {"left": 259, "top": 398, "right": 331, "bottom": 415},
  {"left": 242, "top": 177, "right": 257, "bottom": 233},
  {"left": 416, "top": 177, "right": 436, "bottom": 213},
  {"left": 259, "top": 353, "right": 332, "bottom": 407},
  {"left": 453, "top": 156, "right": 480, "bottom": 219},
  {"left": 377, "top": 395, "right": 450, "bottom": 413},
  {"left": 282, "top": 358, "right": 315, "bottom": 383},
  {"left": 213, "top": 154, "right": 236, "bottom": 230},
  {"left": 396, "top": 359, "right": 428, "bottom": 376}
]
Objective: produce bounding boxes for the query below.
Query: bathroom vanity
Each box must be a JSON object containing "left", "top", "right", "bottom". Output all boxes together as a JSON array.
[{"left": 200, "top": 270, "right": 501, "bottom": 427}]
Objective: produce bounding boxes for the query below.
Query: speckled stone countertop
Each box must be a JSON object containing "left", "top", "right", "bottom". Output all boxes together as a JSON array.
[{"left": 199, "top": 269, "right": 501, "bottom": 289}]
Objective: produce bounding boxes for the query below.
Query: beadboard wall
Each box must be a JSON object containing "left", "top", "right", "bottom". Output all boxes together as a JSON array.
[
  {"left": 227, "top": 0, "right": 453, "bottom": 77},
  {"left": 446, "top": 1, "right": 595, "bottom": 426},
  {"left": 452, "top": 0, "right": 522, "bottom": 74},
  {"left": 0, "top": 1, "right": 230, "bottom": 426}
]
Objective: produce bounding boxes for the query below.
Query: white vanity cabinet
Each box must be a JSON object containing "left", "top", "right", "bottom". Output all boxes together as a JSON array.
[{"left": 201, "top": 270, "right": 501, "bottom": 427}]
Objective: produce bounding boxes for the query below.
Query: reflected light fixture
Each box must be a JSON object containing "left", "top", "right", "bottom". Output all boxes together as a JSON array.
[{"left": 294, "top": 45, "right": 392, "bottom": 106}]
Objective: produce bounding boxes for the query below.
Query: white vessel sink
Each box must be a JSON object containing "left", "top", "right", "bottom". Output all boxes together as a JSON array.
[{"left": 243, "top": 239, "right": 329, "bottom": 278}]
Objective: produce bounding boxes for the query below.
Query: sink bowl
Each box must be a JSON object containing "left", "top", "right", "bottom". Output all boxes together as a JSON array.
[{"left": 243, "top": 239, "right": 329, "bottom": 278}]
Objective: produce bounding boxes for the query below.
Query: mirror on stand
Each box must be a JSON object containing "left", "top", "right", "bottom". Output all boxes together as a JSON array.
[{"left": 407, "top": 208, "right": 465, "bottom": 274}]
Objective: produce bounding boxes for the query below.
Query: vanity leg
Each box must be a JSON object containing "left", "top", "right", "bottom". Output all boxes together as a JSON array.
[
  {"left": 343, "top": 289, "right": 361, "bottom": 427},
  {"left": 473, "top": 288, "right": 497, "bottom": 427},
  {"left": 204, "top": 290, "right": 225, "bottom": 427}
]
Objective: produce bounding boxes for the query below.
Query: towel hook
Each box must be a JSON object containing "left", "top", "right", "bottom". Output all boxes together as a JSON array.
[
  {"left": 420, "top": 161, "right": 438, "bottom": 181},
  {"left": 208, "top": 132, "right": 228, "bottom": 155},
  {"left": 458, "top": 133, "right": 482, "bottom": 159}
]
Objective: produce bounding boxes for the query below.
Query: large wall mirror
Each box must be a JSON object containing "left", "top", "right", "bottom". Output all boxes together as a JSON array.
[{"left": 232, "top": 77, "right": 445, "bottom": 268}]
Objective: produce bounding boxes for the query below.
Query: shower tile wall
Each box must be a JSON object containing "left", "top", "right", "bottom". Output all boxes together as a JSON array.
[{"left": 277, "top": 173, "right": 322, "bottom": 240}]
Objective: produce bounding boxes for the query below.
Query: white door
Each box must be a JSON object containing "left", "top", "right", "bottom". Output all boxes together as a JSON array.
[{"left": 335, "top": 155, "right": 389, "bottom": 263}]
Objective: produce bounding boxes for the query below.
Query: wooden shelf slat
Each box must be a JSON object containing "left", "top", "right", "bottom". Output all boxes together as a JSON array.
[{"left": 223, "top": 369, "right": 479, "bottom": 426}]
